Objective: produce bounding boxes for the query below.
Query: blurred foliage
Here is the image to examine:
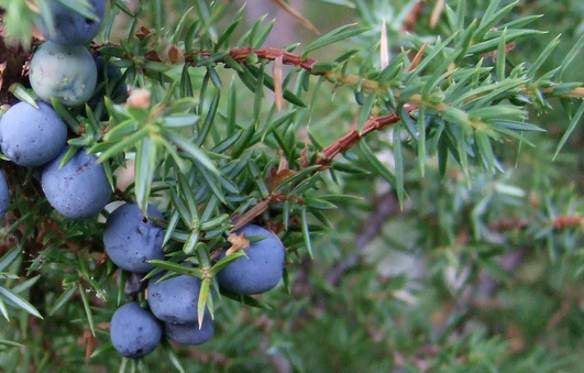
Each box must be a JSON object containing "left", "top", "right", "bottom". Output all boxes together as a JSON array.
[{"left": 0, "top": 0, "right": 584, "bottom": 371}]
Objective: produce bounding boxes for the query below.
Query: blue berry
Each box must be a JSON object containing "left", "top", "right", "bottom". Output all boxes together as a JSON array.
[
  {"left": 110, "top": 303, "right": 162, "bottom": 358},
  {"left": 104, "top": 203, "right": 165, "bottom": 273},
  {"left": 165, "top": 317, "right": 214, "bottom": 346},
  {"left": 41, "top": 148, "right": 111, "bottom": 219},
  {"left": 30, "top": 42, "right": 97, "bottom": 106},
  {"left": 38, "top": 0, "right": 106, "bottom": 46},
  {"left": 0, "top": 102, "right": 67, "bottom": 166},
  {"left": 217, "top": 225, "right": 285, "bottom": 295},
  {"left": 0, "top": 170, "right": 8, "bottom": 219},
  {"left": 147, "top": 274, "right": 202, "bottom": 324}
]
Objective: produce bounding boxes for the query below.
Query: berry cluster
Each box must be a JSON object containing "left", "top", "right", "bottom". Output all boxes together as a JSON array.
[
  {"left": 0, "top": 1, "right": 287, "bottom": 359},
  {"left": 108, "top": 217, "right": 285, "bottom": 358},
  {"left": 0, "top": 0, "right": 112, "bottom": 221}
]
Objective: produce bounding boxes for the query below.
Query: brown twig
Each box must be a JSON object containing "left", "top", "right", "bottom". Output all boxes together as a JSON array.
[
  {"left": 226, "top": 47, "right": 318, "bottom": 71},
  {"left": 318, "top": 104, "right": 417, "bottom": 165},
  {"left": 107, "top": 41, "right": 384, "bottom": 97},
  {"left": 232, "top": 193, "right": 304, "bottom": 231},
  {"left": 232, "top": 104, "right": 417, "bottom": 227},
  {"left": 552, "top": 215, "right": 583, "bottom": 230},
  {"left": 130, "top": 45, "right": 319, "bottom": 72},
  {"left": 95, "top": 40, "right": 395, "bottom": 94}
]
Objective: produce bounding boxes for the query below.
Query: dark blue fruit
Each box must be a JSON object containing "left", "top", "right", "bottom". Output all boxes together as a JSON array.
[
  {"left": 38, "top": 0, "right": 106, "bottom": 46},
  {"left": 217, "top": 224, "right": 285, "bottom": 295},
  {"left": 0, "top": 170, "right": 8, "bottom": 219},
  {"left": 147, "top": 275, "right": 202, "bottom": 324},
  {"left": 110, "top": 303, "right": 162, "bottom": 358},
  {"left": 41, "top": 148, "right": 111, "bottom": 219},
  {"left": 0, "top": 101, "right": 67, "bottom": 166},
  {"left": 165, "top": 317, "right": 214, "bottom": 346},
  {"left": 104, "top": 203, "right": 164, "bottom": 273},
  {"left": 30, "top": 42, "right": 97, "bottom": 106}
]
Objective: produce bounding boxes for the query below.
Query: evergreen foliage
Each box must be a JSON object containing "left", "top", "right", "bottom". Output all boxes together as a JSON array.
[{"left": 0, "top": 0, "right": 583, "bottom": 371}]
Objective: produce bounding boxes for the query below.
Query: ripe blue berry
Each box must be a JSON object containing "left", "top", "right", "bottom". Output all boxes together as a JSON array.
[
  {"left": 41, "top": 148, "right": 111, "bottom": 219},
  {"left": 165, "top": 317, "right": 214, "bottom": 346},
  {"left": 30, "top": 42, "right": 97, "bottom": 106},
  {"left": 147, "top": 275, "right": 202, "bottom": 324},
  {"left": 0, "top": 170, "right": 8, "bottom": 219},
  {"left": 104, "top": 203, "right": 165, "bottom": 273},
  {"left": 110, "top": 303, "right": 162, "bottom": 358},
  {"left": 217, "top": 225, "right": 285, "bottom": 295},
  {"left": 38, "top": 0, "right": 106, "bottom": 46},
  {"left": 0, "top": 102, "right": 67, "bottom": 167}
]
